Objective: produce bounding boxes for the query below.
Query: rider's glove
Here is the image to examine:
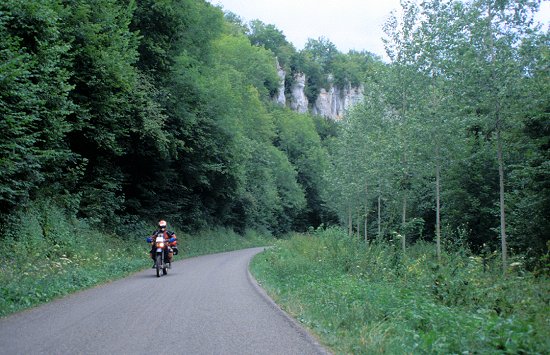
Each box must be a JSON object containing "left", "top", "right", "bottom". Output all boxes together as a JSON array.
[
  {"left": 146, "top": 237, "right": 153, "bottom": 243},
  {"left": 169, "top": 237, "right": 176, "bottom": 242}
]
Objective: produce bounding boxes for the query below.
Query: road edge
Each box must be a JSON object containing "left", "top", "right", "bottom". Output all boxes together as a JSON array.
[{"left": 246, "top": 247, "right": 332, "bottom": 355}]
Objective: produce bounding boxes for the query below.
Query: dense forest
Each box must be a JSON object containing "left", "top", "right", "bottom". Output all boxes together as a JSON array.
[
  {"left": 329, "top": 0, "right": 549, "bottom": 271},
  {"left": 0, "top": 0, "right": 338, "bottom": 235},
  {"left": 0, "top": 0, "right": 548, "bottom": 271}
]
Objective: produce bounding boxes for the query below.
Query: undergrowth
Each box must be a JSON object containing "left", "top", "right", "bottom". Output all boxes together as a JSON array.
[
  {"left": 250, "top": 226, "right": 550, "bottom": 354},
  {"left": 0, "top": 203, "right": 271, "bottom": 317}
]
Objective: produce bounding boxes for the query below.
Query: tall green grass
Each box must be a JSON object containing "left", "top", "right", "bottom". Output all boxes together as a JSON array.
[
  {"left": 0, "top": 203, "right": 272, "bottom": 317},
  {"left": 250, "top": 227, "right": 550, "bottom": 354}
]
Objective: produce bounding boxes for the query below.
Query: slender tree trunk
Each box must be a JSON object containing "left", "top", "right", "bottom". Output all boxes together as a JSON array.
[
  {"left": 402, "top": 194, "right": 407, "bottom": 253},
  {"left": 485, "top": 0, "right": 508, "bottom": 275},
  {"left": 497, "top": 127, "right": 508, "bottom": 273},
  {"left": 356, "top": 208, "right": 360, "bottom": 239},
  {"left": 400, "top": 102, "right": 410, "bottom": 255},
  {"left": 401, "top": 113, "right": 408, "bottom": 254},
  {"left": 364, "top": 181, "right": 368, "bottom": 243},
  {"left": 348, "top": 205, "right": 352, "bottom": 236},
  {"left": 436, "top": 144, "right": 441, "bottom": 262},
  {"left": 378, "top": 181, "right": 381, "bottom": 239}
]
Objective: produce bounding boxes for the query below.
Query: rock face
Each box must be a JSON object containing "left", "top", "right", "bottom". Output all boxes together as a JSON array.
[
  {"left": 311, "top": 83, "right": 364, "bottom": 120},
  {"left": 273, "top": 61, "right": 286, "bottom": 107},
  {"left": 289, "top": 73, "right": 309, "bottom": 113},
  {"left": 272, "top": 60, "right": 364, "bottom": 119},
  {"left": 311, "top": 73, "right": 364, "bottom": 120},
  {"left": 342, "top": 84, "right": 364, "bottom": 117}
]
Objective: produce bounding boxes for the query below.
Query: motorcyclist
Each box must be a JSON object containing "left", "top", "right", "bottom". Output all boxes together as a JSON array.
[{"left": 146, "top": 220, "right": 178, "bottom": 267}]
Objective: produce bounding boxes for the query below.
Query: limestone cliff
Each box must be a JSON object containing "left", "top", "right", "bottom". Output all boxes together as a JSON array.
[
  {"left": 273, "top": 60, "right": 286, "bottom": 107},
  {"left": 312, "top": 82, "right": 364, "bottom": 120},
  {"left": 289, "top": 73, "right": 309, "bottom": 113},
  {"left": 272, "top": 60, "right": 364, "bottom": 120}
]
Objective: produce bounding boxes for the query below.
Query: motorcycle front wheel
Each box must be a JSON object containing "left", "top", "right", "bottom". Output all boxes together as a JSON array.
[{"left": 156, "top": 254, "right": 162, "bottom": 277}]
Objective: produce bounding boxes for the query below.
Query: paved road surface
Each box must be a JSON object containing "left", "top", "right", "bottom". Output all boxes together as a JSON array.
[{"left": 0, "top": 247, "right": 328, "bottom": 355}]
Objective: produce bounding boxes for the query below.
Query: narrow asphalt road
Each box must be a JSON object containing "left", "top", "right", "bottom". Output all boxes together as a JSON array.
[{"left": 0, "top": 247, "right": 328, "bottom": 355}]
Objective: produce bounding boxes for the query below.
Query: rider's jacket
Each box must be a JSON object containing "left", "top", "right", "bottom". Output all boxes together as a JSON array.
[{"left": 150, "top": 229, "right": 178, "bottom": 247}]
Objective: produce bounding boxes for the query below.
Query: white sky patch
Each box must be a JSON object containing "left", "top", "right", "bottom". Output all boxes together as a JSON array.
[
  {"left": 208, "top": 0, "right": 550, "bottom": 60},
  {"left": 207, "top": 0, "right": 401, "bottom": 58}
]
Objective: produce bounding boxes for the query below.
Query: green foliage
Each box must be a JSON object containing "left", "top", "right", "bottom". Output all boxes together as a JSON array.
[
  {"left": 269, "top": 147, "right": 307, "bottom": 233},
  {"left": 0, "top": 0, "right": 349, "bottom": 235},
  {"left": 221, "top": 11, "right": 248, "bottom": 36},
  {"left": 247, "top": 19, "right": 295, "bottom": 69},
  {"left": 1, "top": 0, "right": 547, "bottom": 266},
  {"left": 331, "top": 51, "right": 372, "bottom": 87},
  {"left": 303, "top": 37, "right": 339, "bottom": 74},
  {"left": 213, "top": 34, "right": 280, "bottom": 99},
  {"left": 272, "top": 108, "right": 336, "bottom": 229},
  {"left": 131, "top": 0, "right": 224, "bottom": 76},
  {"left": 326, "top": 0, "right": 549, "bottom": 264},
  {"left": 197, "top": 35, "right": 308, "bottom": 233},
  {"left": 0, "top": 201, "right": 146, "bottom": 316},
  {"left": 251, "top": 229, "right": 550, "bottom": 354},
  {"left": 444, "top": 138, "right": 500, "bottom": 251},
  {"left": 290, "top": 50, "right": 326, "bottom": 103},
  {"left": 0, "top": 0, "right": 74, "bottom": 214},
  {"left": 505, "top": 29, "right": 550, "bottom": 261}
]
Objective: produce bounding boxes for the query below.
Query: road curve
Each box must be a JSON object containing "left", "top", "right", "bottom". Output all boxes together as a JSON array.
[{"left": 0, "top": 247, "right": 328, "bottom": 355}]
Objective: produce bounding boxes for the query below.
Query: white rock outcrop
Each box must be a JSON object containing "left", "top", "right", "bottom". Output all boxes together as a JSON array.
[
  {"left": 270, "top": 63, "right": 364, "bottom": 119},
  {"left": 343, "top": 84, "right": 365, "bottom": 114},
  {"left": 290, "top": 73, "right": 309, "bottom": 113},
  {"left": 312, "top": 83, "right": 364, "bottom": 120},
  {"left": 273, "top": 59, "right": 286, "bottom": 107}
]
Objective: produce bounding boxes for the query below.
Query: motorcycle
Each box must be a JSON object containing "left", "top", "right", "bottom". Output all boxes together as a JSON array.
[
  {"left": 147, "top": 232, "right": 178, "bottom": 277},
  {"left": 153, "top": 233, "right": 170, "bottom": 277}
]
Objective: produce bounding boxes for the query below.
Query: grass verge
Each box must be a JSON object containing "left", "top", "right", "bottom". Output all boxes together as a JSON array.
[{"left": 250, "top": 227, "right": 550, "bottom": 354}]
